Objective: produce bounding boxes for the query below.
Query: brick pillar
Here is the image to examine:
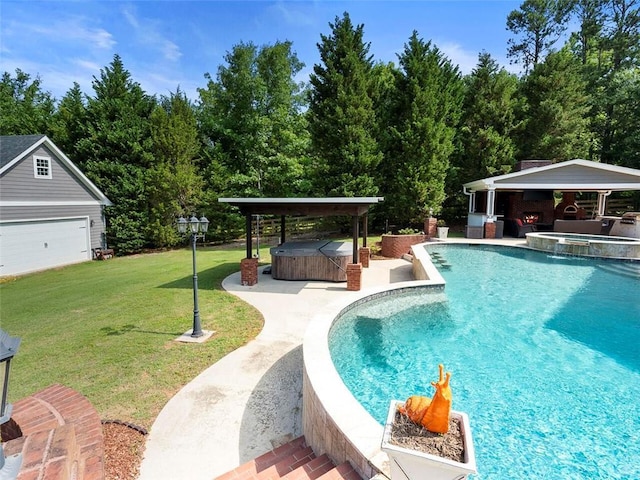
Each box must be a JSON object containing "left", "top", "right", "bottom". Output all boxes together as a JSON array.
[
  {"left": 358, "top": 247, "right": 370, "bottom": 268},
  {"left": 425, "top": 218, "right": 437, "bottom": 238},
  {"left": 346, "top": 263, "right": 363, "bottom": 291},
  {"left": 484, "top": 221, "right": 496, "bottom": 239},
  {"left": 241, "top": 258, "right": 259, "bottom": 286}
]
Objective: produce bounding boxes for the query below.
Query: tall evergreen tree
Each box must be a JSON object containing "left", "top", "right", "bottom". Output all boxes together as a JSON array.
[
  {"left": 595, "top": 0, "right": 640, "bottom": 162},
  {"left": 378, "top": 31, "right": 463, "bottom": 225},
  {"left": 307, "top": 12, "right": 381, "bottom": 197},
  {"left": 507, "top": 0, "right": 574, "bottom": 71},
  {"left": 76, "top": 54, "right": 156, "bottom": 253},
  {"left": 147, "top": 89, "right": 204, "bottom": 247},
  {"left": 455, "top": 52, "right": 519, "bottom": 186},
  {"left": 517, "top": 49, "right": 590, "bottom": 161},
  {"left": 50, "top": 82, "right": 87, "bottom": 159},
  {"left": 0, "top": 69, "right": 55, "bottom": 135}
]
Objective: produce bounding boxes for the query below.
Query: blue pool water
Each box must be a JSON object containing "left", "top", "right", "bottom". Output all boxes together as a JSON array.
[{"left": 329, "top": 245, "right": 640, "bottom": 479}]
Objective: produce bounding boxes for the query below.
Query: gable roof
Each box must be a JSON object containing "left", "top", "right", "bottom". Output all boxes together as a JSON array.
[
  {"left": 463, "top": 159, "right": 640, "bottom": 192},
  {"left": 0, "top": 135, "right": 112, "bottom": 205}
]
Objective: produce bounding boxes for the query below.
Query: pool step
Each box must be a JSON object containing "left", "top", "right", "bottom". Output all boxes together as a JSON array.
[
  {"left": 598, "top": 263, "right": 640, "bottom": 279},
  {"left": 213, "top": 436, "right": 362, "bottom": 480}
]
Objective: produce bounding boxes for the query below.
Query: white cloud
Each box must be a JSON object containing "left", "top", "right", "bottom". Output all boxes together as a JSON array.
[
  {"left": 162, "top": 41, "right": 182, "bottom": 62},
  {"left": 268, "top": 1, "right": 316, "bottom": 27},
  {"left": 118, "top": 5, "right": 182, "bottom": 62},
  {"left": 24, "top": 17, "right": 116, "bottom": 50},
  {"left": 122, "top": 6, "right": 140, "bottom": 29},
  {"left": 437, "top": 41, "right": 479, "bottom": 75}
]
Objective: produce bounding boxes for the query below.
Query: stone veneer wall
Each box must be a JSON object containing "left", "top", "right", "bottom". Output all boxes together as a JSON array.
[
  {"left": 302, "top": 370, "right": 380, "bottom": 480},
  {"left": 302, "top": 277, "right": 446, "bottom": 480}
]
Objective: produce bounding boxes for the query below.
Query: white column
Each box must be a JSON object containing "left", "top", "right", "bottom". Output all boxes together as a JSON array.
[
  {"left": 486, "top": 188, "right": 496, "bottom": 222},
  {"left": 597, "top": 191, "right": 611, "bottom": 216}
]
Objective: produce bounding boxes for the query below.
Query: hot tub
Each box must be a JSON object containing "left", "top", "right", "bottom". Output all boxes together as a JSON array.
[
  {"left": 269, "top": 240, "right": 352, "bottom": 281},
  {"left": 526, "top": 232, "right": 640, "bottom": 260}
]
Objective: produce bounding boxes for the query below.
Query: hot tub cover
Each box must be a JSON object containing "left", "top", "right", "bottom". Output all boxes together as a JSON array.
[{"left": 270, "top": 241, "right": 352, "bottom": 257}]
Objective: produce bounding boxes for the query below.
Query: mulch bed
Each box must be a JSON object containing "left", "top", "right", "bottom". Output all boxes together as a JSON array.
[
  {"left": 102, "top": 421, "right": 147, "bottom": 480},
  {"left": 388, "top": 411, "right": 465, "bottom": 463}
]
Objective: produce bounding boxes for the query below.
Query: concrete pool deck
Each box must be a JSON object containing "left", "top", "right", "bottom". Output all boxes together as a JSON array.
[{"left": 139, "top": 237, "right": 526, "bottom": 480}]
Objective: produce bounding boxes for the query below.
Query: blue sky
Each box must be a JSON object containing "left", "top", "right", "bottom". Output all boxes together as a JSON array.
[{"left": 1, "top": 1, "right": 521, "bottom": 102}]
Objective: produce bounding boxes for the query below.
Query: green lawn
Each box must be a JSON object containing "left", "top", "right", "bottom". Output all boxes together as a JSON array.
[{"left": 0, "top": 245, "right": 270, "bottom": 428}]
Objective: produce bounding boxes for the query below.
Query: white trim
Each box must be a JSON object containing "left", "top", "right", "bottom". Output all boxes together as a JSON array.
[
  {"left": 469, "top": 182, "right": 640, "bottom": 191},
  {"left": 463, "top": 159, "right": 640, "bottom": 192},
  {"left": 0, "top": 215, "right": 91, "bottom": 225},
  {"left": 33, "top": 155, "right": 52, "bottom": 179},
  {"left": 0, "top": 200, "right": 103, "bottom": 207},
  {"left": 1, "top": 135, "right": 113, "bottom": 206}
]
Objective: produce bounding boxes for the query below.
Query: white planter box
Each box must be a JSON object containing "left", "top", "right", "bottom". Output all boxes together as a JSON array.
[
  {"left": 437, "top": 227, "right": 449, "bottom": 239},
  {"left": 381, "top": 400, "right": 477, "bottom": 480}
]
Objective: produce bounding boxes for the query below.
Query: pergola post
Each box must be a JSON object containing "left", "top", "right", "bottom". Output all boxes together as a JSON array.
[
  {"left": 351, "top": 215, "right": 359, "bottom": 264},
  {"left": 362, "top": 213, "right": 368, "bottom": 247},
  {"left": 245, "top": 213, "right": 253, "bottom": 259},
  {"left": 280, "top": 215, "right": 286, "bottom": 244},
  {"left": 241, "top": 212, "right": 258, "bottom": 286},
  {"left": 359, "top": 213, "right": 370, "bottom": 268}
]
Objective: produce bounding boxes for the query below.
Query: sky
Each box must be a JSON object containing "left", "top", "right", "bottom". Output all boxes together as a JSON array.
[{"left": 1, "top": 1, "right": 522, "bottom": 102}]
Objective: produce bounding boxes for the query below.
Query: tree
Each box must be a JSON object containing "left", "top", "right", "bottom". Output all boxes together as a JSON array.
[
  {"left": 455, "top": 52, "right": 520, "bottom": 186},
  {"left": 517, "top": 49, "right": 590, "bottom": 161},
  {"left": 570, "top": 0, "right": 607, "bottom": 65},
  {"left": 606, "top": 0, "right": 640, "bottom": 70},
  {"left": 147, "top": 89, "right": 204, "bottom": 247},
  {"left": 600, "top": 67, "right": 640, "bottom": 168},
  {"left": 307, "top": 12, "right": 381, "bottom": 197},
  {"left": 50, "top": 82, "right": 87, "bottom": 159},
  {"left": 76, "top": 55, "right": 157, "bottom": 253},
  {"left": 198, "top": 41, "right": 309, "bottom": 197},
  {"left": 507, "top": 0, "right": 574, "bottom": 71},
  {"left": 0, "top": 69, "right": 55, "bottom": 135},
  {"left": 378, "top": 31, "right": 464, "bottom": 225}
]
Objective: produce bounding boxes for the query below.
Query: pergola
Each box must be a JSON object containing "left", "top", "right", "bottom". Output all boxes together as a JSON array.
[
  {"left": 218, "top": 197, "right": 384, "bottom": 263},
  {"left": 463, "top": 159, "right": 640, "bottom": 222}
]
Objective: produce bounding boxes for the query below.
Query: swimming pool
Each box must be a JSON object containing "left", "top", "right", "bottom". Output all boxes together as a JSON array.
[{"left": 329, "top": 245, "right": 640, "bottom": 479}]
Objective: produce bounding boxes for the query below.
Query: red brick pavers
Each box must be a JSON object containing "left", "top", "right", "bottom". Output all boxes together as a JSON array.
[{"left": 3, "top": 384, "right": 104, "bottom": 480}]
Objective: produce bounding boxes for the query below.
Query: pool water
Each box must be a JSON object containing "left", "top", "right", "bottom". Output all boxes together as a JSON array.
[{"left": 329, "top": 245, "right": 640, "bottom": 479}]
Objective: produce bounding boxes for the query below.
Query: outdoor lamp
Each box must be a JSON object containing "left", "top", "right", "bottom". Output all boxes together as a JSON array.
[
  {"left": 176, "top": 214, "right": 210, "bottom": 338},
  {"left": 189, "top": 215, "right": 199, "bottom": 234},
  {"left": 199, "top": 215, "right": 209, "bottom": 233},
  {"left": 177, "top": 216, "right": 188, "bottom": 234},
  {"left": 0, "top": 328, "right": 21, "bottom": 475}
]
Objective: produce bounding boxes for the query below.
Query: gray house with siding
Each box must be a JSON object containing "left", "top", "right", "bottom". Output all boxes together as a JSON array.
[{"left": 0, "top": 135, "right": 112, "bottom": 276}]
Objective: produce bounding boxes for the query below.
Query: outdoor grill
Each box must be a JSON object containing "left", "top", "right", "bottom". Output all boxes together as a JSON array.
[{"left": 610, "top": 212, "right": 640, "bottom": 238}]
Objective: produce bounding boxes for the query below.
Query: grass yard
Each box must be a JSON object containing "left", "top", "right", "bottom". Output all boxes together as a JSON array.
[{"left": 0, "top": 245, "right": 271, "bottom": 429}]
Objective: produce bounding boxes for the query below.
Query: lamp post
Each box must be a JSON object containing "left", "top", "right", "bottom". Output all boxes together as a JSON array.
[
  {"left": 177, "top": 215, "right": 209, "bottom": 338},
  {"left": 0, "top": 329, "right": 21, "bottom": 476}
]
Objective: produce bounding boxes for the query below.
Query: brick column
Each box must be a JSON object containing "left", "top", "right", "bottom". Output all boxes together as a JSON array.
[
  {"left": 346, "top": 263, "right": 363, "bottom": 291},
  {"left": 484, "top": 221, "right": 496, "bottom": 239},
  {"left": 425, "top": 217, "right": 437, "bottom": 238},
  {"left": 358, "top": 247, "right": 370, "bottom": 268},
  {"left": 241, "top": 258, "right": 259, "bottom": 286}
]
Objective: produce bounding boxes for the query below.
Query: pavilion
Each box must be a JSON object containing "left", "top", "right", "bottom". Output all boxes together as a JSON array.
[
  {"left": 462, "top": 159, "right": 640, "bottom": 238},
  {"left": 218, "top": 197, "right": 384, "bottom": 288}
]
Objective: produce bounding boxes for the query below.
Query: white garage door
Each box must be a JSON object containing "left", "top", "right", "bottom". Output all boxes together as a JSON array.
[{"left": 0, "top": 218, "right": 90, "bottom": 276}]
